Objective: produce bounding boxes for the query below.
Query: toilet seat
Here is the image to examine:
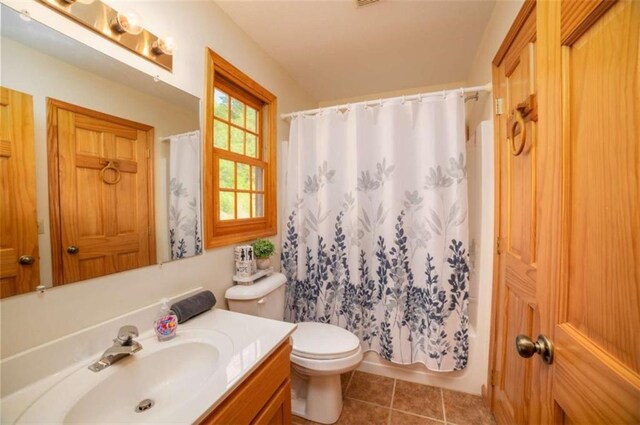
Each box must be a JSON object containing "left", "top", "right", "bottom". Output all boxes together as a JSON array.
[{"left": 291, "top": 322, "right": 361, "bottom": 360}]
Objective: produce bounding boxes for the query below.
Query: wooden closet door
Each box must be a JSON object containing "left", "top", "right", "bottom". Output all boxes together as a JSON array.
[
  {"left": 0, "top": 87, "right": 39, "bottom": 297},
  {"left": 537, "top": 0, "right": 640, "bottom": 423},
  {"left": 489, "top": 3, "right": 541, "bottom": 424},
  {"left": 51, "top": 100, "right": 155, "bottom": 284}
]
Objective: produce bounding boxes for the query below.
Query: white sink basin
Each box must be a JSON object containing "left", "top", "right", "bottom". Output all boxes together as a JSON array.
[{"left": 15, "top": 329, "right": 233, "bottom": 424}]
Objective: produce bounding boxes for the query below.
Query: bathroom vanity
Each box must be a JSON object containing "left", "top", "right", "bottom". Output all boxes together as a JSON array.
[
  {"left": 200, "top": 340, "right": 292, "bottom": 424},
  {"left": 0, "top": 296, "right": 296, "bottom": 424}
]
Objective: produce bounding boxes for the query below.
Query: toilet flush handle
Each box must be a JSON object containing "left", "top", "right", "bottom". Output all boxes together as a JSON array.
[{"left": 257, "top": 298, "right": 266, "bottom": 305}]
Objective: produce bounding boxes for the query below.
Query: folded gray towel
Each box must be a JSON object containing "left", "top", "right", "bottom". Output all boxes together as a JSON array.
[{"left": 171, "top": 291, "right": 217, "bottom": 324}]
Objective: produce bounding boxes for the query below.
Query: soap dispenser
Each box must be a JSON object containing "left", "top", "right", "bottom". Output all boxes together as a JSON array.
[{"left": 154, "top": 298, "right": 178, "bottom": 341}]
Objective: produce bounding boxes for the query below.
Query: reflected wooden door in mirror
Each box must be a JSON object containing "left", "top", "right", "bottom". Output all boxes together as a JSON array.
[
  {"left": 47, "top": 99, "right": 156, "bottom": 285},
  {"left": 0, "top": 86, "right": 40, "bottom": 298}
]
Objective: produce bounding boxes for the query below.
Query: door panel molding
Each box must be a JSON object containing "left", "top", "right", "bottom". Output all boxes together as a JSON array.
[{"left": 47, "top": 98, "right": 156, "bottom": 285}]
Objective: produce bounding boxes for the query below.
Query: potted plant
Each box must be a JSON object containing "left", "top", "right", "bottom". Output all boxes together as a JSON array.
[{"left": 252, "top": 239, "right": 275, "bottom": 270}]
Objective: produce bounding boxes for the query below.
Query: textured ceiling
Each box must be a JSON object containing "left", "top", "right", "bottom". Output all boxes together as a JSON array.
[{"left": 214, "top": 0, "right": 496, "bottom": 102}]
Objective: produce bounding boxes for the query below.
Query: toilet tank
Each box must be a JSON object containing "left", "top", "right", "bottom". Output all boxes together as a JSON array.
[{"left": 225, "top": 273, "right": 287, "bottom": 320}]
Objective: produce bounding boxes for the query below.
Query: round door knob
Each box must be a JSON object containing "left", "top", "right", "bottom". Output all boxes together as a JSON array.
[
  {"left": 515, "top": 334, "right": 554, "bottom": 364},
  {"left": 18, "top": 255, "right": 35, "bottom": 265},
  {"left": 67, "top": 245, "right": 80, "bottom": 254}
]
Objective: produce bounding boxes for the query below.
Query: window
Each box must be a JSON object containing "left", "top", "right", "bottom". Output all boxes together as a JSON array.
[{"left": 204, "top": 49, "right": 277, "bottom": 248}]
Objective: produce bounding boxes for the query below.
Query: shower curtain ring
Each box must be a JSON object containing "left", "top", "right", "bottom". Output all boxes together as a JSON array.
[
  {"left": 401, "top": 95, "right": 406, "bottom": 105},
  {"left": 459, "top": 88, "right": 464, "bottom": 97},
  {"left": 442, "top": 90, "right": 446, "bottom": 99}
]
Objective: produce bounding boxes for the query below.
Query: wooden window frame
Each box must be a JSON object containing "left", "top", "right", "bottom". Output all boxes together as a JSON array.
[{"left": 204, "top": 48, "right": 277, "bottom": 248}]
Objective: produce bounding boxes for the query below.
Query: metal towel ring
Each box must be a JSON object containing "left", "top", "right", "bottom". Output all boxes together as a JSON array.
[
  {"left": 100, "top": 160, "right": 121, "bottom": 185},
  {"left": 508, "top": 109, "right": 526, "bottom": 156}
]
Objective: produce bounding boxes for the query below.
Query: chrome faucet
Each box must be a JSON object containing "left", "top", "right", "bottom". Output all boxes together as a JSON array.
[{"left": 88, "top": 325, "right": 143, "bottom": 372}]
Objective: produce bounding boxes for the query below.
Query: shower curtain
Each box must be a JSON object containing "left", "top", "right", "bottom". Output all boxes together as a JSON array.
[
  {"left": 169, "top": 131, "right": 202, "bottom": 260},
  {"left": 281, "top": 96, "right": 470, "bottom": 371}
]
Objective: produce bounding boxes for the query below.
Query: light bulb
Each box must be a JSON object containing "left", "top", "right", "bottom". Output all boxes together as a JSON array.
[
  {"left": 152, "top": 36, "right": 175, "bottom": 56},
  {"left": 111, "top": 10, "right": 143, "bottom": 35}
]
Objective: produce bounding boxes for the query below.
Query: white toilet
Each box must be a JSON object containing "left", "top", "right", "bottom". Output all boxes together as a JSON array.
[{"left": 225, "top": 273, "right": 363, "bottom": 424}]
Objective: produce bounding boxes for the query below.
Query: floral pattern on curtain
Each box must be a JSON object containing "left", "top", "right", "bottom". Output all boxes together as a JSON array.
[
  {"left": 281, "top": 96, "right": 470, "bottom": 371},
  {"left": 169, "top": 131, "right": 203, "bottom": 260}
]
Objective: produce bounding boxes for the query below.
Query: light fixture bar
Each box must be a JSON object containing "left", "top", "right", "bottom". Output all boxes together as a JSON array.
[{"left": 37, "top": 0, "right": 173, "bottom": 72}]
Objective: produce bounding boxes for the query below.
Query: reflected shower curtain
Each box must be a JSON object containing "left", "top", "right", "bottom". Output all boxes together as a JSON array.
[
  {"left": 169, "top": 131, "right": 202, "bottom": 260},
  {"left": 281, "top": 96, "right": 470, "bottom": 370}
]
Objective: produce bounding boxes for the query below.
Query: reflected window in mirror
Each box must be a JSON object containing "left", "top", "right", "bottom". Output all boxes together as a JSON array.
[{"left": 204, "top": 49, "right": 277, "bottom": 248}]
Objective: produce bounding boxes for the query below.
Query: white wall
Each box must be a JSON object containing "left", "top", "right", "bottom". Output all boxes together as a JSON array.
[
  {"left": 0, "top": 0, "right": 316, "bottom": 359},
  {"left": 466, "top": 0, "right": 524, "bottom": 132}
]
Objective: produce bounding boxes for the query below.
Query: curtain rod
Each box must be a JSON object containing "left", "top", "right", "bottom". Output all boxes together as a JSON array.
[
  {"left": 280, "top": 82, "right": 492, "bottom": 121},
  {"left": 160, "top": 129, "right": 200, "bottom": 141}
]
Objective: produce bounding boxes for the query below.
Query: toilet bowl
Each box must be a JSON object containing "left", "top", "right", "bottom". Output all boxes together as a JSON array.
[
  {"left": 289, "top": 322, "right": 362, "bottom": 424},
  {"left": 225, "top": 274, "right": 363, "bottom": 424}
]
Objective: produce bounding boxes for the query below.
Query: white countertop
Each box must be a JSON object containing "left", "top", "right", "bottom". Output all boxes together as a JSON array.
[{"left": 0, "top": 308, "right": 297, "bottom": 424}]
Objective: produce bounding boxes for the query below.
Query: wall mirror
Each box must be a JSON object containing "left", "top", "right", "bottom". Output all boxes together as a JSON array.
[{"left": 0, "top": 5, "right": 202, "bottom": 298}]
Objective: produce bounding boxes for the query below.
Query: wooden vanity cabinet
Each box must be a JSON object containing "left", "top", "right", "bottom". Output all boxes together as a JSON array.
[{"left": 200, "top": 340, "right": 292, "bottom": 425}]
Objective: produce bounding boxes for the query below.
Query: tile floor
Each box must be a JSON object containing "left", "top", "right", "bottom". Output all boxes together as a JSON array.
[{"left": 293, "top": 371, "right": 496, "bottom": 425}]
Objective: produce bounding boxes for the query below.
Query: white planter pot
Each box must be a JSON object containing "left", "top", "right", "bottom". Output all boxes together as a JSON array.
[{"left": 256, "top": 258, "right": 271, "bottom": 270}]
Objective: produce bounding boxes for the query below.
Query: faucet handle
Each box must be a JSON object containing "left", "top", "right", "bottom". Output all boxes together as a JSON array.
[{"left": 116, "top": 325, "right": 139, "bottom": 344}]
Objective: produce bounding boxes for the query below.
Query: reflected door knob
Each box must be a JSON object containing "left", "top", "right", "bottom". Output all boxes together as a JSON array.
[
  {"left": 18, "top": 255, "right": 35, "bottom": 265},
  {"left": 515, "top": 334, "right": 554, "bottom": 364},
  {"left": 67, "top": 245, "right": 80, "bottom": 254}
]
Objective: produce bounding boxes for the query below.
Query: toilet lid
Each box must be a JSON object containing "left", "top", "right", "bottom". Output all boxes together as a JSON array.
[{"left": 291, "top": 322, "right": 361, "bottom": 360}]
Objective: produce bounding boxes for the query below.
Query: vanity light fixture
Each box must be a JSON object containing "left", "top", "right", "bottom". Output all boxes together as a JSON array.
[
  {"left": 110, "top": 10, "right": 144, "bottom": 35},
  {"left": 38, "top": 0, "right": 173, "bottom": 71},
  {"left": 152, "top": 36, "right": 175, "bottom": 56},
  {"left": 58, "top": 0, "right": 95, "bottom": 4}
]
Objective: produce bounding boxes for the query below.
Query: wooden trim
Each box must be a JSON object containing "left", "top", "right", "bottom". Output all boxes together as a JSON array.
[
  {"left": 46, "top": 98, "right": 153, "bottom": 131},
  {"left": 47, "top": 100, "right": 64, "bottom": 285},
  {"left": 204, "top": 48, "right": 278, "bottom": 249},
  {"left": 485, "top": 64, "right": 503, "bottom": 410},
  {"left": 493, "top": 0, "right": 537, "bottom": 66},
  {"left": 534, "top": 1, "right": 563, "bottom": 423},
  {"left": 561, "top": 0, "right": 617, "bottom": 45},
  {"left": 46, "top": 98, "right": 156, "bottom": 285},
  {"left": 146, "top": 127, "right": 157, "bottom": 265}
]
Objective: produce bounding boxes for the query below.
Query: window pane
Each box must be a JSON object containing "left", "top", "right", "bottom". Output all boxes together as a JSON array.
[
  {"left": 237, "top": 193, "right": 250, "bottom": 219},
  {"left": 220, "top": 191, "right": 235, "bottom": 220},
  {"left": 252, "top": 193, "right": 264, "bottom": 217},
  {"left": 252, "top": 166, "right": 263, "bottom": 191},
  {"left": 214, "top": 120, "right": 228, "bottom": 150},
  {"left": 219, "top": 159, "right": 235, "bottom": 189},
  {"left": 214, "top": 89, "right": 229, "bottom": 120},
  {"left": 230, "top": 127, "right": 244, "bottom": 154},
  {"left": 246, "top": 107, "right": 257, "bottom": 132},
  {"left": 246, "top": 133, "right": 257, "bottom": 158},
  {"left": 237, "top": 163, "right": 250, "bottom": 190},
  {"left": 231, "top": 98, "right": 245, "bottom": 127}
]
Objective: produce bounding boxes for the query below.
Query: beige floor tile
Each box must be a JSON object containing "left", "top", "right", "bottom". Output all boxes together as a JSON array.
[
  {"left": 392, "top": 380, "right": 444, "bottom": 420},
  {"left": 345, "top": 371, "right": 394, "bottom": 407},
  {"left": 442, "top": 389, "right": 496, "bottom": 425},
  {"left": 341, "top": 371, "right": 353, "bottom": 396},
  {"left": 292, "top": 414, "right": 323, "bottom": 425},
  {"left": 390, "top": 410, "right": 444, "bottom": 425},
  {"left": 336, "top": 398, "right": 390, "bottom": 425}
]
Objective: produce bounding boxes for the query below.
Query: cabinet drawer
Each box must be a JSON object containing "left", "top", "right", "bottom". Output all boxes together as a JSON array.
[{"left": 201, "top": 340, "right": 291, "bottom": 424}]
